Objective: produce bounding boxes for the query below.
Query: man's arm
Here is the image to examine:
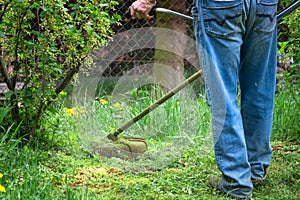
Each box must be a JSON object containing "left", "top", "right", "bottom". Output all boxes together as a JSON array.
[{"left": 130, "top": 0, "right": 156, "bottom": 19}]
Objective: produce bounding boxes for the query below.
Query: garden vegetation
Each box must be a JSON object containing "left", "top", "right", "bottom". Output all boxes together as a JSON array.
[{"left": 0, "top": 0, "right": 299, "bottom": 199}]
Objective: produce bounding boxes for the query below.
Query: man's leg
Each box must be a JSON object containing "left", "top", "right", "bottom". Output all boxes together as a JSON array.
[
  {"left": 192, "top": 0, "right": 253, "bottom": 198},
  {"left": 239, "top": 0, "right": 278, "bottom": 182}
]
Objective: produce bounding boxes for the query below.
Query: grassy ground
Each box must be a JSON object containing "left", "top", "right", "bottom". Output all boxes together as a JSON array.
[{"left": 0, "top": 88, "right": 299, "bottom": 199}]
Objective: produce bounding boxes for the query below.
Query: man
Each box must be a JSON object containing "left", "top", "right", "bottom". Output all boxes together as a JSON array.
[{"left": 130, "top": 0, "right": 278, "bottom": 198}]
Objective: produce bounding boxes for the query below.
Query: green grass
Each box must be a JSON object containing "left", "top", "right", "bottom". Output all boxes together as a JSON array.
[
  {"left": 0, "top": 87, "right": 299, "bottom": 199},
  {"left": 272, "top": 88, "right": 300, "bottom": 142}
]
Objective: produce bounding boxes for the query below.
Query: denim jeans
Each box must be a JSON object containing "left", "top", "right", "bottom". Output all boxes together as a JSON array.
[{"left": 192, "top": 0, "right": 277, "bottom": 198}]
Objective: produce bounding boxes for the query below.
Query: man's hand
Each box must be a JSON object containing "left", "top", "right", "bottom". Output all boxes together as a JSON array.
[{"left": 130, "top": 0, "right": 156, "bottom": 20}]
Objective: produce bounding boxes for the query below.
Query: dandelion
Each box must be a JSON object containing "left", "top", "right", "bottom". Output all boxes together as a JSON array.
[
  {"left": 99, "top": 98, "right": 108, "bottom": 105},
  {"left": 64, "top": 107, "right": 76, "bottom": 116},
  {"left": 0, "top": 173, "right": 5, "bottom": 192},
  {"left": 0, "top": 185, "right": 5, "bottom": 192},
  {"left": 112, "top": 102, "right": 121, "bottom": 108},
  {"left": 63, "top": 106, "right": 86, "bottom": 116},
  {"left": 72, "top": 106, "right": 86, "bottom": 114},
  {"left": 109, "top": 126, "right": 115, "bottom": 131}
]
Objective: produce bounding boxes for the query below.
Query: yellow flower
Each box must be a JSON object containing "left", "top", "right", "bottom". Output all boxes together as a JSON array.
[
  {"left": 0, "top": 173, "right": 5, "bottom": 192},
  {"left": 112, "top": 102, "right": 121, "bottom": 108},
  {"left": 64, "top": 107, "right": 75, "bottom": 116},
  {"left": 99, "top": 98, "right": 108, "bottom": 105},
  {"left": 63, "top": 106, "right": 86, "bottom": 116},
  {"left": 109, "top": 126, "right": 115, "bottom": 131},
  {"left": 0, "top": 185, "right": 5, "bottom": 192},
  {"left": 63, "top": 108, "right": 69, "bottom": 112}
]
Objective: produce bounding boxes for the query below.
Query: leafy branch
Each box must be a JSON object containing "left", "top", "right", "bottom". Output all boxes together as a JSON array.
[{"left": 0, "top": 0, "right": 120, "bottom": 139}]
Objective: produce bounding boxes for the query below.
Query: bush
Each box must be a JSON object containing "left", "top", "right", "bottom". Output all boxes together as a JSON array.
[{"left": 0, "top": 0, "right": 120, "bottom": 138}]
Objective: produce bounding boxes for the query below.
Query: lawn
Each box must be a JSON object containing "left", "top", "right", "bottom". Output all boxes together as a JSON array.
[{"left": 0, "top": 85, "right": 299, "bottom": 200}]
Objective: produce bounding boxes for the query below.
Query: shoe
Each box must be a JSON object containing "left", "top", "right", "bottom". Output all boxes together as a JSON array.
[
  {"left": 251, "top": 175, "right": 267, "bottom": 186},
  {"left": 208, "top": 176, "right": 252, "bottom": 199},
  {"left": 208, "top": 176, "right": 223, "bottom": 192}
]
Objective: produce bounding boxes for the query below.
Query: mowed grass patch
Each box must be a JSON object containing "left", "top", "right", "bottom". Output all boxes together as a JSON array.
[
  {"left": 0, "top": 88, "right": 299, "bottom": 199},
  {"left": 1, "top": 140, "right": 299, "bottom": 199}
]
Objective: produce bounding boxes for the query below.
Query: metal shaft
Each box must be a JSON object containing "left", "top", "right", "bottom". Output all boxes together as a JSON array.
[
  {"left": 277, "top": 0, "right": 300, "bottom": 20},
  {"left": 154, "top": 1, "right": 300, "bottom": 21},
  {"left": 107, "top": 70, "right": 202, "bottom": 141}
]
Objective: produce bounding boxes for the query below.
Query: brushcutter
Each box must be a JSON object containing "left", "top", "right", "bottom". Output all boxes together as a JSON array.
[{"left": 104, "top": 0, "right": 300, "bottom": 156}]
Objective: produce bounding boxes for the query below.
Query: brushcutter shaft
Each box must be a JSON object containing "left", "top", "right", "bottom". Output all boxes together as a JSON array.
[
  {"left": 107, "top": 70, "right": 202, "bottom": 141},
  {"left": 153, "top": 0, "right": 300, "bottom": 22},
  {"left": 277, "top": 0, "right": 300, "bottom": 20},
  {"left": 155, "top": 7, "right": 193, "bottom": 21}
]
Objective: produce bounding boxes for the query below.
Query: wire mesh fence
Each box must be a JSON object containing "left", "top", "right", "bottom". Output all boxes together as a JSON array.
[
  {"left": 91, "top": 0, "right": 201, "bottom": 96},
  {"left": 0, "top": 1, "right": 199, "bottom": 100},
  {"left": 101, "top": 0, "right": 295, "bottom": 91},
  {"left": 106, "top": 0, "right": 197, "bottom": 76},
  {"left": 0, "top": 1, "right": 294, "bottom": 99}
]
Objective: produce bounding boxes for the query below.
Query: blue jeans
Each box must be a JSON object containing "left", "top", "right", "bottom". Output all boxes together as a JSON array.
[{"left": 192, "top": 0, "right": 277, "bottom": 198}]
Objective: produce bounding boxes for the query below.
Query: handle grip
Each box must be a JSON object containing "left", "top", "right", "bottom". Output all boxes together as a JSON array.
[{"left": 127, "top": 5, "right": 157, "bottom": 19}]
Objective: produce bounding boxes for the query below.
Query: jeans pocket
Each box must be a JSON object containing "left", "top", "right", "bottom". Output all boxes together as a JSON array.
[
  {"left": 202, "top": 0, "right": 243, "bottom": 38},
  {"left": 254, "top": 0, "right": 278, "bottom": 34}
]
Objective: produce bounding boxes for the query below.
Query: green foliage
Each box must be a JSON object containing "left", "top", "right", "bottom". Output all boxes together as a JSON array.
[
  {"left": 278, "top": 0, "right": 300, "bottom": 63},
  {"left": 277, "top": 0, "right": 300, "bottom": 142},
  {"left": 0, "top": 0, "right": 120, "bottom": 138},
  {"left": 37, "top": 106, "right": 81, "bottom": 152},
  {"left": 0, "top": 1, "right": 299, "bottom": 198},
  {"left": 277, "top": 0, "right": 300, "bottom": 97}
]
